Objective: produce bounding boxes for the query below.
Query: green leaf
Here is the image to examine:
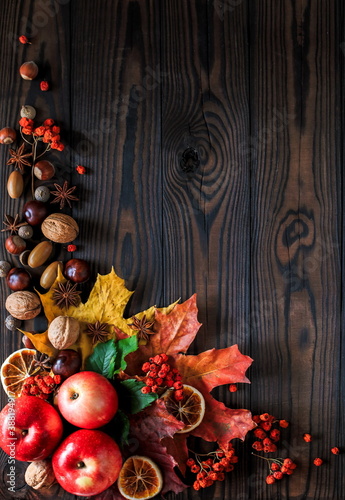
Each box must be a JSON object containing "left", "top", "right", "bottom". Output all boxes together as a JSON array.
[
  {"left": 113, "top": 336, "right": 138, "bottom": 375},
  {"left": 119, "top": 379, "right": 157, "bottom": 414},
  {"left": 85, "top": 339, "right": 117, "bottom": 377},
  {"left": 112, "top": 410, "right": 130, "bottom": 448}
]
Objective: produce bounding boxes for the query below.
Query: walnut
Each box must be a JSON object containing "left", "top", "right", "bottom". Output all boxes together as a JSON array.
[
  {"left": 5, "top": 291, "right": 41, "bottom": 320},
  {"left": 41, "top": 213, "right": 79, "bottom": 243},
  {"left": 25, "top": 459, "right": 56, "bottom": 490},
  {"left": 48, "top": 315, "right": 80, "bottom": 349}
]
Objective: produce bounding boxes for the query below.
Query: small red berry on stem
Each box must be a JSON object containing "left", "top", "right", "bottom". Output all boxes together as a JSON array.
[
  {"left": 266, "top": 475, "right": 276, "bottom": 485},
  {"left": 279, "top": 419, "right": 289, "bottom": 428},
  {"left": 19, "top": 35, "right": 31, "bottom": 44}
]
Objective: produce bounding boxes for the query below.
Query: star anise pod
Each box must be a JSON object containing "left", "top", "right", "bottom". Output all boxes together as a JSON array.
[
  {"left": 128, "top": 314, "right": 155, "bottom": 342},
  {"left": 50, "top": 181, "right": 79, "bottom": 209},
  {"left": 7, "top": 143, "right": 32, "bottom": 173},
  {"left": 86, "top": 321, "right": 109, "bottom": 344},
  {"left": 33, "top": 351, "right": 53, "bottom": 370},
  {"left": 53, "top": 281, "right": 82, "bottom": 309},
  {"left": 1, "top": 214, "right": 27, "bottom": 234}
]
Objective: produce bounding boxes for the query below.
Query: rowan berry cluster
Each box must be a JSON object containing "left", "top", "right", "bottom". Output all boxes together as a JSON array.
[
  {"left": 264, "top": 457, "right": 297, "bottom": 484},
  {"left": 21, "top": 373, "right": 61, "bottom": 400},
  {"left": 19, "top": 117, "right": 64, "bottom": 151},
  {"left": 251, "top": 413, "right": 289, "bottom": 453},
  {"left": 187, "top": 444, "right": 238, "bottom": 490},
  {"left": 141, "top": 353, "right": 184, "bottom": 401}
]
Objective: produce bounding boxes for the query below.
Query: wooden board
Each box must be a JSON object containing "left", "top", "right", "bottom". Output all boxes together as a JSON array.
[{"left": 0, "top": 1, "right": 343, "bottom": 499}]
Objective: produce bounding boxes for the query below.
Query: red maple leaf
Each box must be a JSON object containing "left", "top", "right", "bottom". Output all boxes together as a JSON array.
[
  {"left": 125, "top": 294, "right": 201, "bottom": 374},
  {"left": 175, "top": 345, "right": 255, "bottom": 447}
]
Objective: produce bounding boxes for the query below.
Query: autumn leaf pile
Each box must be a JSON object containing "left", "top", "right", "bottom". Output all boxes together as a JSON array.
[{"left": 24, "top": 268, "right": 255, "bottom": 497}]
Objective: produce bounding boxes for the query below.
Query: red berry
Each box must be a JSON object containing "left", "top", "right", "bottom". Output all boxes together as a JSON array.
[
  {"left": 260, "top": 422, "right": 272, "bottom": 431},
  {"left": 141, "top": 386, "right": 151, "bottom": 394},
  {"left": 303, "top": 433, "right": 312, "bottom": 442},
  {"left": 155, "top": 378, "right": 163, "bottom": 386},
  {"left": 270, "top": 462, "right": 280, "bottom": 471},
  {"left": 260, "top": 413, "right": 271, "bottom": 421},
  {"left": 146, "top": 378, "right": 155, "bottom": 387},
  {"left": 331, "top": 447, "right": 340, "bottom": 455},
  {"left": 313, "top": 458, "right": 323, "bottom": 466},
  {"left": 153, "top": 355, "right": 163, "bottom": 365},
  {"left": 160, "top": 353, "right": 169, "bottom": 362},
  {"left": 149, "top": 364, "right": 157, "bottom": 371},
  {"left": 273, "top": 471, "right": 284, "bottom": 480},
  {"left": 148, "top": 370, "right": 157, "bottom": 378},
  {"left": 252, "top": 441, "right": 264, "bottom": 451},
  {"left": 283, "top": 458, "right": 293, "bottom": 467},
  {"left": 173, "top": 373, "right": 182, "bottom": 381},
  {"left": 193, "top": 481, "right": 201, "bottom": 491},
  {"left": 254, "top": 428, "right": 266, "bottom": 439},
  {"left": 161, "top": 363, "right": 170, "bottom": 372},
  {"left": 142, "top": 362, "right": 151, "bottom": 372},
  {"left": 166, "top": 380, "right": 174, "bottom": 387},
  {"left": 158, "top": 370, "right": 166, "bottom": 378},
  {"left": 252, "top": 415, "right": 261, "bottom": 424},
  {"left": 186, "top": 458, "right": 195, "bottom": 467},
  {"left": 279, "top": 419, "right": 289, "bottom": 428},
  {"left": 266, "top": 475, "right": 276, "bottom": 484},
  {"left": 191, "top": 464, "right": 200, "bottom": 473},
  {"left": 173, "top": 381, "right": 183, "bottom": 390},
  {"left": 229, "top": 384, "right": 237, "bottom": 392},
  {"left": 151, "top": 385, "right": 159, "bottom": 393},
  {"left": 263, "top": 437, "right": 273, "bottom": 446}
]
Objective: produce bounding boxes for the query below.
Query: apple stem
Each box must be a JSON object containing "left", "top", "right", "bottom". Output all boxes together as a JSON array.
[
  {"left": 70, "top": 392, "right": 79, "bottom": 400},
  {"left": 21, "top": 429, "right": 28, "bottom": 436},
  {"left": 77, "top": 461, "right": 85, "bottom": 469}
]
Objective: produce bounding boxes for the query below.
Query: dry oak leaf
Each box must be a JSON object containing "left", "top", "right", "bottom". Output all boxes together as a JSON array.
[
  {"left": 126, "top": 294, "right": 201, "bottom": 374},
  {"left": 175, "top": 345, "right": 255, "bottom": 448}
]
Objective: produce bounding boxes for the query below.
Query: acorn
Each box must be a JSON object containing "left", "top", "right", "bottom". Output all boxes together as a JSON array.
[{"left": 7, "top": 171, "right": 24, "bottom": 199}]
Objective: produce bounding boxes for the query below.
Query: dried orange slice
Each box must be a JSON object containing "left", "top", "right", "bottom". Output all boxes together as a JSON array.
[
  {"left": 161, "top": 384, "right": 205, "bottom": 433},
  {"left": 117, "top": 455, "right": 163, "bottom": 500},
  {"left": 1, "top": 348, "right": 42, "bottom": 397}
]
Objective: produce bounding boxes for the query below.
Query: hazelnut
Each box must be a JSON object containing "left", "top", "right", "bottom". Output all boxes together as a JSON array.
[
  {"left": 20, "top": 105, "right": 36, "bottom": 119},
  {"left": 0, "top": 260, "right": 11, "bottom": 278},
  {"left": 48, "top": 316, "right": 80, "bottom": 350},
  {"left": 19, "top": 61, "right": 39, "bottom": 80},
  {"left": 34, "top": 160, "right": 55, "bottom": 180},
  {"left": 25, "top": 459, "right": 56, "bottom": 490},
  {"left": 0, "top": 127, "right": 16, "bottom": 144},
  {"left": 5, "top": 291, "right": 41, "bottom": 320},
  {"left": 41, "top": 213, "right": 79, "bottom": 243}
]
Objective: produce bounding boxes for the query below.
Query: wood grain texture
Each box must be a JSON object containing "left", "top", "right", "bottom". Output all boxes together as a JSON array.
[{"left": 0, "top": 1, "right": 344, "bottom": 499}]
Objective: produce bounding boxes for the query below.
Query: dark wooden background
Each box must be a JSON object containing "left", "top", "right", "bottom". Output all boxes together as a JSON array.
[{"left": 0, "top": 0, "right": 344, "bottom": 499}]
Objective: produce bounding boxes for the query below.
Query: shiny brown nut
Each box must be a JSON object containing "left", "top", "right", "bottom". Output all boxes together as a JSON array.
[
  {"left": 34, "top": 160, "right": 55, "bottom": 180},
  {"left": 5, "top": 291, "right": 41, "bottom": 320},
  {"left": 40, "top": 261, "right": 63, "bottom": 289},
  {"left": 5, "top": 235, "right": 26, "bottom": 255},
  {"left": 7, "top": 171, "right": 24, "bottom": 199},
  {"left": 41, "top": 214, "right": 79, "bottom": 243},
  {"left": 27, "top": 241, "right": 53, "bottom": 268},
  {"left": 19, "top": 250, "right": 31, "bottom": 266},
  {"left": 48, "top": 316, "right": 80, "bottom": 350}
]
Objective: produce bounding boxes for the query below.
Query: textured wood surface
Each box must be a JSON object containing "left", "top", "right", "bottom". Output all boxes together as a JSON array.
[{"left": 0, "top": 1, "right": 344, "bottom": 499}]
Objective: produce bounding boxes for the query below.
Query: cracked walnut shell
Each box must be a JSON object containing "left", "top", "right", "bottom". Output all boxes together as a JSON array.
[
  {"left": 41, "top": 213, "right": 79, "bottom": 243},
  {"left": 48, "top": 316, "right": 80, "bottom": 350},
  {"left": 5, "top": 291, "right": 41, "bottom": 320}
]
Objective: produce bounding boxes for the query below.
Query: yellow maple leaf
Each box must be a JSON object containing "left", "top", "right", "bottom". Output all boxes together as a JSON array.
[{"left": 21, "top": 267, "right": 178, "bottom": 364}]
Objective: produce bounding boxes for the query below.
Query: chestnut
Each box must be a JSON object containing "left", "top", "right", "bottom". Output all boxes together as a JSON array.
[
  {"left": 5, "top": 235, "right": 26, "bottom": 255},
  {"left": 6, "top": 267, "right": 31, "bottom": 291},
  {"left": 34, "top": 160, "right": 55, "bottom": 180},
  {"left": 23, "top": 200, "right": 49, "bottom": 226},
  {"left": 64, "top": 259, "right": 91, "bottom": 283},
  {"left": 19, "top": 61, "right": 38, "bottom": 80},
  {"left": 22, "top": 335, "right": 35, "bottom": 349},
  {"left": 52, "top": 349, "right": 81, "bottom": 380},
  {"left": 0, "top": 127, "right": 16, "bottom": 144}
]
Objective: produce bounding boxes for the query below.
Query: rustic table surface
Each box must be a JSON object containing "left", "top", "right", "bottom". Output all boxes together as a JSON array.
[{"left": 0, "top": 1, "right": 344, "bottom": 499}]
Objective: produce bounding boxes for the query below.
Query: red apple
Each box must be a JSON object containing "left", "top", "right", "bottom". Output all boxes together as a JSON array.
[
  {"left": 0, "top": 396, "right": 63, "bottom": 461},
  {"left": 52, "top": 429, "right": 122, "bottom": 496},
  {"left": 57, "top": 371, "right": 118, "bottom": 429}
]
